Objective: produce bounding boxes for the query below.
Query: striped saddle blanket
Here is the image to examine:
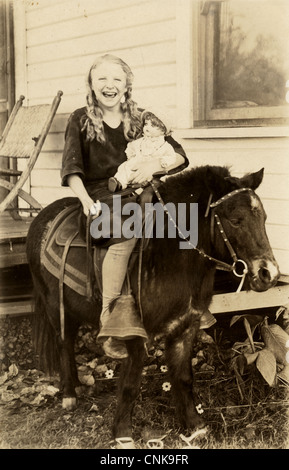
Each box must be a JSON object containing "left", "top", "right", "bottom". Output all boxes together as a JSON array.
[{"left": 41, "top": 204, "right": 106, "bottom": 298}]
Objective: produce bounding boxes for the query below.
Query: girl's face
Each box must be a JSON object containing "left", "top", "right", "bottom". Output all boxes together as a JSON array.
[{"left": 91, "top": 62, "right": 128, "bottom": 111}]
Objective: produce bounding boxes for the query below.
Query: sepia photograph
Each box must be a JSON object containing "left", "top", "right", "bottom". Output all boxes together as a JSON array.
[{"left": 0, "top": 0, "right": 288, "bottom": 452}]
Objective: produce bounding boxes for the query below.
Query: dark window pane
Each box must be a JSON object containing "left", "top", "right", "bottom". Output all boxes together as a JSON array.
[{"left": 215, "top": 0, "right": 289, "bottom": 108}]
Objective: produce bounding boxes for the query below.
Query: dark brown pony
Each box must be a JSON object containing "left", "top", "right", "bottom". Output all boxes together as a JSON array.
[{"left": 26, "top": 165, "right": 279, "bottom": 444}]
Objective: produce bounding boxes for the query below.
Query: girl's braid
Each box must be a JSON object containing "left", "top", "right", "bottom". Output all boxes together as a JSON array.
[
  {"left": 81, "top": 90, "right": 106, "bottom": 144},
  {"left": 122, "top": 88, "right": 142, "bottom": 141}
]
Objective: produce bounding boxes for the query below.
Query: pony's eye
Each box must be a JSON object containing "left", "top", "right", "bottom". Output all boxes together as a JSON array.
[{"left": 229, "top": 218, "right": 241, "bottom": 227}]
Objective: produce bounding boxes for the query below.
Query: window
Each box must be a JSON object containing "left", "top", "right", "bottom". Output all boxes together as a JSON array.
[{"left": 193, "top": 0, "right": 289, "bottom": 127}]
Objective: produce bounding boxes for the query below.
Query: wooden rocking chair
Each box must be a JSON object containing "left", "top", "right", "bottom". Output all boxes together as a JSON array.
[
  {"left": 0, "top": 90, "right": 63, "bottom": 216},
  {"left": 0, "top": 91, "right": 63, "bottom": 269}
]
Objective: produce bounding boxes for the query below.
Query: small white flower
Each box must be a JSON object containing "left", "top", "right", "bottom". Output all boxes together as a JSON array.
[
  {"left": 160, "top": 365, "right": 168, "bottom": 373},
  {"left": 196, "top": 403, "right": 204, "bottom": 415},
  {"left": 162, "top": 382, "right": 171, "bottom": 392},
  {"left": 105, "top": 369, "right": 114, "bottom": 379}
]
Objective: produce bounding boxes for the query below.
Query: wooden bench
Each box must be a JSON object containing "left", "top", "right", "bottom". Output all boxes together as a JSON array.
[{"left": 0, "top": 264, "right": 288, "bottom": 318}]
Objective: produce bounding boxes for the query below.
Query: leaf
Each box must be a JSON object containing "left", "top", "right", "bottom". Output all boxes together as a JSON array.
[
  {"left": 8, "top": 364, "right": 18, "bottom": 378},
  {"left": 243, "top": 318, "right": 255, "bottom": 353},
  {"left": 232, "top": 339, "right": 257, "bottom": 355},
  {"left": 79, "top": 374, "right": 95, "bottom": 386},
  {"left": 261, "top": 324, "right": 289, "bottom": 364},
  {"left": 1, "top": 390, "right": 18, "bottom": 402},
  {"left": 256, "top": 348, "right": 276, "bottom": 386},
  {"left": 277, "top": 364, "right": 289, "bottom": 385},
  {"left": 89, "top": 404, "right": 99, "bottom": 413},
  {"left": 275, "top": 306, "right": 286, "bottom": 321},
  {"left": 0, "top": 372, "right": 8, "bottom": 386},
  {"left": 230, "top": 315, "right": 243, "bottom": 327},
  {"left": 230, "top": 314, "right": 263, "bottom": 330},
  {"left": 275, "top": 307, "right": 289, "bottom": 335},
  {"left": 43, "top": 385, "right": 59, "bottom": 396},
  {"left": 244, "top": 351, "right": 259, "bottom": 365},
  {"left": 30, "top": 394, "right": 45, "bottom": 406},
  {"left": 87, "top": 358, "right": 98, "bottom": 369}
]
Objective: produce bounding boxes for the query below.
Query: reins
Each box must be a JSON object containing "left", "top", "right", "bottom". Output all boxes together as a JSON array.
[{"left": 149, "top": 180, "right": 251, "bottom": 292}]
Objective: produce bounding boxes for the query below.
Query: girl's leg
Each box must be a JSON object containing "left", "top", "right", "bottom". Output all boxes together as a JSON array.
[
  {"left": 98, "top": 237, "right": 140, "bottom": 359},
  {"left": 101, "top": 237, "right": 137, "bottom": 319}
]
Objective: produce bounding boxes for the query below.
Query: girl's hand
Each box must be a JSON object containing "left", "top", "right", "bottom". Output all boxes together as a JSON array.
[
  {"left": 90, "top": 200, "right": 102, "bottom": 217},
  {"left": 81, "top": 198, "right": 95, "bottom": 217},
  {"left": 129, "top": 160, "right": 161, "bottom": 184}
]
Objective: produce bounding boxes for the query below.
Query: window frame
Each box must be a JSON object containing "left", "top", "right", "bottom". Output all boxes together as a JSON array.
[{"left": 175, "top": 0, "right": 289, "bottom": 136}]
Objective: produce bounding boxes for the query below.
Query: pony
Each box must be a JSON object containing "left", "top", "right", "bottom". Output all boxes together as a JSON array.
[{"left": 26, "top": 165, "right": 279, "bottom": 447}]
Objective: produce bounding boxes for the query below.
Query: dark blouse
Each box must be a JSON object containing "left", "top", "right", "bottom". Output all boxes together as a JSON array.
[{"left": 61, "top": 107, "right": 188, "bottom": 195}]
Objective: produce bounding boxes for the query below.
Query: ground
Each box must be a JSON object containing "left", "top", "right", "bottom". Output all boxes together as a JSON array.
[{"left": 0, "top": 313, "right": 288, "bottom": 449}]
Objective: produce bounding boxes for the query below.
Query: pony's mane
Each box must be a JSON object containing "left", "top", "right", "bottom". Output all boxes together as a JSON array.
[{"left": 160, "top": 165, "right": 232, "bottom": 215}]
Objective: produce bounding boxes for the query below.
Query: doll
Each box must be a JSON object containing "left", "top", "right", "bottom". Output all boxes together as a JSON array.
[{"left": 108, "top": 107, "right": 177, "bottom": 192}]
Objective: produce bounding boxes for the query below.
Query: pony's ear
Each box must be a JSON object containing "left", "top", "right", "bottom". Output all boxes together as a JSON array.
[{"left": 239, "top": 168, "right": 264, "bottom": 190}]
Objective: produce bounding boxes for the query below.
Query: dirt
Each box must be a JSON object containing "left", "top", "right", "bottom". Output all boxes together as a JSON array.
[{"left": 0, "top": 315, "right": 288, "bottom": 449}]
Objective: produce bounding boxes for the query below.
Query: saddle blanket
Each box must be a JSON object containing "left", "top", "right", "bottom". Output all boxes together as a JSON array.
[{"left": 41, "top": 204, "right": 105, "bottom": 297}]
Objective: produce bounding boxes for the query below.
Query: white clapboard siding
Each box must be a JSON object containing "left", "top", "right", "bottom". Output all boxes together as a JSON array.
[
  {"left": 13, "top": 0, "right": 289, "bottom": 275},
  {"left": 26, "top": 20, "right": 176, "bottom": 65},
  {"left": 34, "top": 151, "right": 63, "bottom": 170},
  {"left": 26, "top": 0, "right": 175, "bottom": 47},
  {"left": 26, "top": 0, "right": 154, "bottom": 29},
  {"left": 27, "top": 41, "right": 176, "bottom": 82}
]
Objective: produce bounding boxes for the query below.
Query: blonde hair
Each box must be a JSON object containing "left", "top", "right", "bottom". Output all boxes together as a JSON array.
[{"left": 81, "top": 54, "right": 141, "bottom": 144}]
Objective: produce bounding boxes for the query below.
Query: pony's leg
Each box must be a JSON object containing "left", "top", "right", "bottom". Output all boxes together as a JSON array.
[
  {"left": 55, "top": 314, "right": 81, "bottom": 410},
  {"left": 113, "top": 337, "right": 146, "bottom": 441},
  {"left": 165, "top": 315, "right": 206, "bottom": 431}
]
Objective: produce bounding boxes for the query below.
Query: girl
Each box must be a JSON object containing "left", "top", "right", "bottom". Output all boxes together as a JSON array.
[{"left": 61, "top": 54, "right": 188, "bottom": 359}]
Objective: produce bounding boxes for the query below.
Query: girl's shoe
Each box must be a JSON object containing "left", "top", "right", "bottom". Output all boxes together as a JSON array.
[{"left": 108, "top": 177, "right": 122, "bottom": 192}]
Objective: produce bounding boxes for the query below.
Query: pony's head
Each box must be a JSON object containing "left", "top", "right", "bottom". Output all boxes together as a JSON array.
[{"left": 205, "top": 167, "right": 280, "bottom": 291}]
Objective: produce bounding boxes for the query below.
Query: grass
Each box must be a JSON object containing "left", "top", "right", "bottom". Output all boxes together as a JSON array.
[{"left": 0, "top": 316, "right": 288, "bottom": 449}]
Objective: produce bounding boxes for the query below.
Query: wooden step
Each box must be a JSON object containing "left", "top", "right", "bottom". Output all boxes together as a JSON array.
[{"left": 0, "top": 299, "right": 34, "bottom": 317}]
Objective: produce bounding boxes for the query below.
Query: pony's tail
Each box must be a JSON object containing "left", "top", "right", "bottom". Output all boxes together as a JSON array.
[{"left": 32, "top": 290, "right": 60, "bottom": 375}]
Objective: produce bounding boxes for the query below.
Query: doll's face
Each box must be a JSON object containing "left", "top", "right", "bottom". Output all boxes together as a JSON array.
[
  {"left": 90, "top": 62, "right": 128, "bottom": 111},
  {"left": 143, "top": 119, "right": 165, "bottom": 138}
]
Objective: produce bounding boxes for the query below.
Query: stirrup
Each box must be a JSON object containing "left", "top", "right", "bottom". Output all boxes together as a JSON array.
[{"left": 114, "top": 437, "right": 135, "bottom": 449}]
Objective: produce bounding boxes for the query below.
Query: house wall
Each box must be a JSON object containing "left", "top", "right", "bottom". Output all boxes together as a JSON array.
[{"left": 13, "top": 0, "right": 289, "bottom": 274}]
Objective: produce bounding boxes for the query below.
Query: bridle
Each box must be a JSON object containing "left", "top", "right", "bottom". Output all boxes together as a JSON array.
[{"left": 150, "top": 181, "right": 253, "bottom": 292}]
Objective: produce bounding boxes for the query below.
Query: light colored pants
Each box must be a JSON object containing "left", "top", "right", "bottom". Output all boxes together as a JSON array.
[{"left": 101, "top": 237, "right": 137, "bottom": 318}]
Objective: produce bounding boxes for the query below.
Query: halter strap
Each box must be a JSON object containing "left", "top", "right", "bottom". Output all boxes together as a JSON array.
[
  {"left": 149, "top": 180, "right": 249, "bottom": 287},
  {"left": 149, "top": 180, "right": 233, "bottom": 272},
  {"left": 210, "top": 187, "right": 253, "bottom": 208}
]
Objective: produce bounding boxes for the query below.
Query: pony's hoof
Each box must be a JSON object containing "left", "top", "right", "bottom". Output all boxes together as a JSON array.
[
  {"left": 180, "top": 427, "right": 208, "bottom": 449},
  {"left": 62, "top": 397, "right": 77, "bottom": 410},
  {"left": 114, "top": 437, "right": 136, "bottom": 449}
]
